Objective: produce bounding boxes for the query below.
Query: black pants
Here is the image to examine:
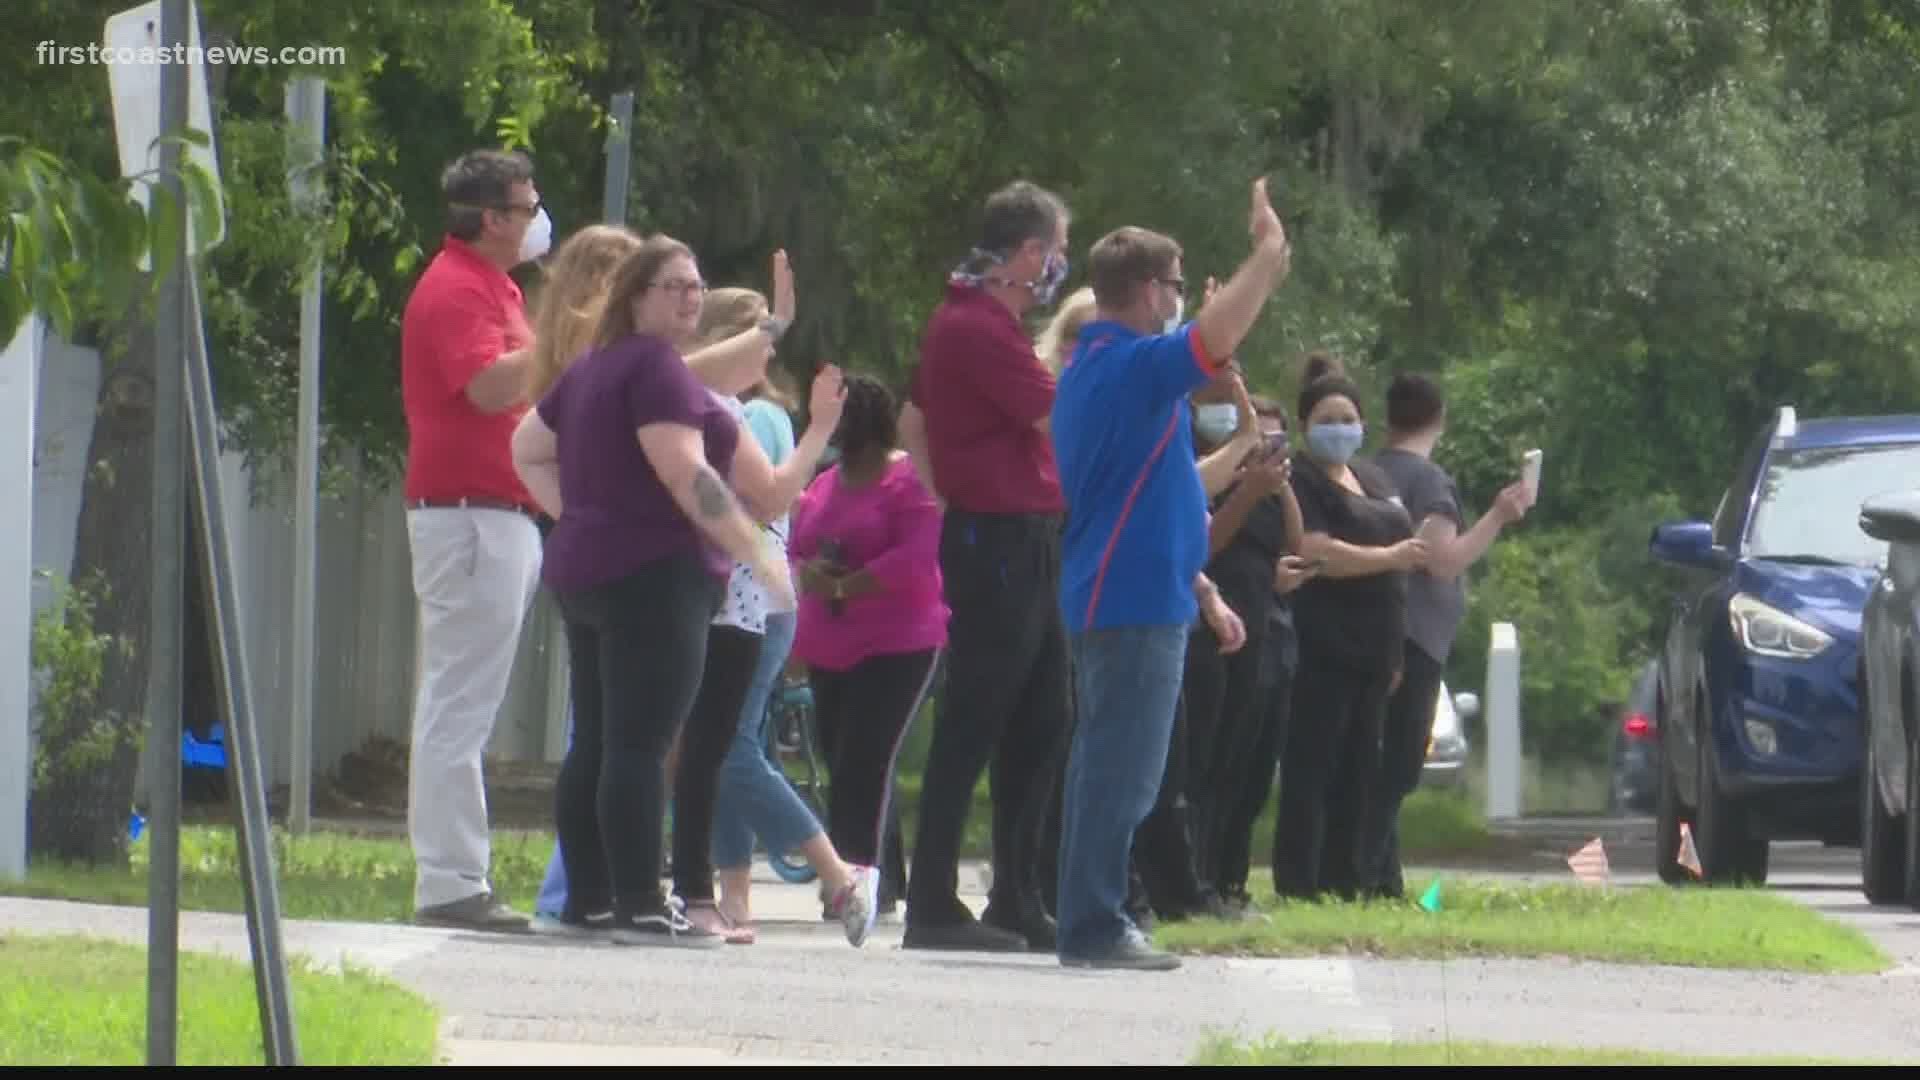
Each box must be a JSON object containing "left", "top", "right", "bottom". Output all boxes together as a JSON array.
[
  {"left": 1182, "top": 589, "right": 1272, "bottom": 890},
  {"left": 908, "top": 511, "right": 1072, "bottom": 927},
  {"left": 1366, "top": 642, "right": 1446, "bottom": 898},
  {"left": 1130, "top": 683, "right": 1212, "bottom": 917},
  {"left": 672, "top": 624, "right": 763, "bottom": 904},
  {"left": 1272, "top": 641, "right": 1391, "bottom": 902},
  {"left": 812, "top": 648, "right": 941, "bottom": 872},
  {"left": 552, "top": 553, "right": 719, "bottom": 922},
  {"left": 1215, "top": 621, "right": 1297, "bottom": 900}
]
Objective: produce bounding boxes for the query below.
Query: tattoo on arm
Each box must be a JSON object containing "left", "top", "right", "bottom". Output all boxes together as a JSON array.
[{"left": 693, "top": 465, "right": 734, "bottom": 519}]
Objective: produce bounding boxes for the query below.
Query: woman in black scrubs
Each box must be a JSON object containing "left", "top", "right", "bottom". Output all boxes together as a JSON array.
[{"left": 1271, "top": 354, "right": 1428, "bottom": 902}]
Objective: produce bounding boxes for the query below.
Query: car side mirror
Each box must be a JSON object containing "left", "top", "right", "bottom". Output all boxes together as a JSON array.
[
  {"left": 1452, "top": 691, "right": 1480, "bottom": 721},
  {"left": 1859, "top": 490, "right": 1920, "bottom": 545},
  {"left": 1649, "top": 520, "right": 1731, "bottom": 571}
]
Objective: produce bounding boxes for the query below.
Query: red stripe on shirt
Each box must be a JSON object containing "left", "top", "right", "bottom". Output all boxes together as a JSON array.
[
  {"left": 1083, "top": 406, "right": 1184, "bottom": 628},
  {"left": 1188, "top": 326, "right": 1220, "bottom": 377}
]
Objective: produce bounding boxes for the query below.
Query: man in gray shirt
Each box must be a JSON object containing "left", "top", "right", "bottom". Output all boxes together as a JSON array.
[{"left": 1365, "top": 372, "right": 1529, "bottom": 898}]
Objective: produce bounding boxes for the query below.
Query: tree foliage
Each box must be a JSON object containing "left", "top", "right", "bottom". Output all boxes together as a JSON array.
[{"left": 12, "top": 0, "right": 1920, "bottom": 784}]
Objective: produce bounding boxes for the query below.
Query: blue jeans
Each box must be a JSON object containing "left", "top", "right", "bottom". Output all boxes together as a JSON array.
[
  {"left": 1055, "top": 623, "right": 1191, "bottom": 959},
  {"left": 536, "top": 701, "right": 574, "bottom": 917},
  {"left": 711, "top": 612, "right": 825, "bottom": 870}
]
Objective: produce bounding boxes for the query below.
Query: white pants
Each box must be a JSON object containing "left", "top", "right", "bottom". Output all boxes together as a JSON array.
[{"left": 405, "top": 506, "right": 542, "bottom": 909}]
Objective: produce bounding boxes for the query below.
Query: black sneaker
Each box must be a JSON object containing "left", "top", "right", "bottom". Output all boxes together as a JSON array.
[
  {"left": 901, "top": 916, "right": 1029, "bottom": 953},
  {"left": 609, "top": 908, "right": 725, "bottom": 949},
  {"left": 531, "top": 909, "right": 613, "bottom": 938}
]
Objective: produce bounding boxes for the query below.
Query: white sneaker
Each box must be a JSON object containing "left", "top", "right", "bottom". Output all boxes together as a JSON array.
[{"left": 830, "top": 866, "right": 880, "bottom": 948}]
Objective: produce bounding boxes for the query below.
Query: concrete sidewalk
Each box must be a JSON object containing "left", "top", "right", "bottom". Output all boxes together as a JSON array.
[{"left": 9, "top": 852, "right": 1920, "bottom": 1066}]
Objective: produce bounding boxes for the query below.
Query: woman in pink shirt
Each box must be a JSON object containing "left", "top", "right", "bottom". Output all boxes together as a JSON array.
[{"left": 789, "top": 374, "right": 949, "bottom": 894}]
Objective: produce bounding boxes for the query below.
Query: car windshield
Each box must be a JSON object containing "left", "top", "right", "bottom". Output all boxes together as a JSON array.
[{"left": 1746, "top": 441, "right": 1920, "bottom": 566}]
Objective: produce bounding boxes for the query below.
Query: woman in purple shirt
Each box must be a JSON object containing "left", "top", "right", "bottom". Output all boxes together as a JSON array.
[
  {"left": 510, "top": 235, "right": 796, "bottom": 948},
  {"left": 789, "top": 374, "right": 950, "bottom": 893}
]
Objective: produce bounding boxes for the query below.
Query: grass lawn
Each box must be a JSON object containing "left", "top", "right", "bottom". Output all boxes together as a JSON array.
[
  {"left": 1154, "top": 875, "right": 1890, "bottom": 974},
  {"left": 0, "top": 932, "right": 440, "bottom": 1066},
  {"left": 1192, "top": 1033, "right": 1886, "bottom": 1066},
  {"left": 6, "top": 826, "right": 553, "bottom": 926},
  {"left": 5, "top": 785, "right": 1494, "bottom": 926}
]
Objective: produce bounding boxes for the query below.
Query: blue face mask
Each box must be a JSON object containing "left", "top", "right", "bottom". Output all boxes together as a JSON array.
[{"left": 1307, "top": 421, "right": 1365, "bottom": 464}]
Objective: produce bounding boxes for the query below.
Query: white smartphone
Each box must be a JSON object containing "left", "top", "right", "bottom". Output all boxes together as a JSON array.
[{"left": 1521, "top": 448, "right": 1543, "bottom": 500}]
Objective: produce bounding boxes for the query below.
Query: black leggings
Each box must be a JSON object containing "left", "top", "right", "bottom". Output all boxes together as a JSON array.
[
  {"left": 1272, "top": 641, "right": 1391, "bottom": 902},
  {"left": 1215, "top": 639, "right": 1295, "bottom": 900},
  {"left": 552, "top": 553, "right": 719, "bottom": 922},
  {"left": 672, "top": 624, "right": 764, "bottom": 903},
  {"left": 1181, "top": 597, "right": 1270, "bottom": 889},
  {"left": 812, "top": 648, "right": 941, "bottom": 870}
]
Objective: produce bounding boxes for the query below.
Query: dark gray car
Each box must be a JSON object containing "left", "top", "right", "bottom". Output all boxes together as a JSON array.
[
  {"left": 1856, "top": 490, "right": 1920, "bottom": 908},
  {"left": 1609, "top": 661, "right": 1660, "bottom": 815}
]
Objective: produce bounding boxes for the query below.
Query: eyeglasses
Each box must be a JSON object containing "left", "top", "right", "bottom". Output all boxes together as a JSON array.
[
  {"left": 1157, "top": 276, "right": 1186, "bottom": 291},
  {"left": 648, "top": 279, "right": 708, "bottom": 298}
]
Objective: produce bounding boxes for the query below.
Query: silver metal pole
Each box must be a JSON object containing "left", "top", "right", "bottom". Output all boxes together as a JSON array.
[
  {"left": 601, "top": 90, "right": 634, "bottom": 224},
  {"left": 186, "top": 270, "right": 300, "bottom": 1065},
  {"left": 146, "top": 0, "right": 191, "bottom": 1065},
  {"left": 285, "top": 75, "right": 325, "bottom": 835}
]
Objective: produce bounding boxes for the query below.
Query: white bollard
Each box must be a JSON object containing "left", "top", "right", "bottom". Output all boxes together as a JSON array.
[
  {"left": 1485, "top": 621, "right": 1523, "bottom": 821},
  {"left": 0, "top": 314, "right": 42, "bottom": 881}
]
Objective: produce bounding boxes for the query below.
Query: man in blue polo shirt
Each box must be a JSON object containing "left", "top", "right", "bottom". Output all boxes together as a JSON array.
[{"left": 1050, "top": 178, "right": 1295, "bottom": 970}]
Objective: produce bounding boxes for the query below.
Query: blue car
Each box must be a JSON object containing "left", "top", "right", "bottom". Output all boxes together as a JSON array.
[{"left": 1648, "top": 406, "right": 1920, "bottom": 886}]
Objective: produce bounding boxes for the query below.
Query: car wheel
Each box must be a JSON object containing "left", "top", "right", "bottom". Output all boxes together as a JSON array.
[
  {"left": 1696, "top": 695, "right": 1769, "bottom": 887},
  {"left": 1654, "top": 697, "right": 1689, "bottom": 886},
  {"left": 1860, "top": 701, "right": 1905, "bottom": 905}
]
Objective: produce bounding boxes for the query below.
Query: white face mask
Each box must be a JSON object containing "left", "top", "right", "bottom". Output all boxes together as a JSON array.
[
  {"left": 518, "top": 207, "right": 553, "bottom": 264},
  {"left": 1163, "top": 294, "right": 1184, "bottom": 334},
  {"left": 1194, "top": 402, "right": 1237, "bottom": 443}
]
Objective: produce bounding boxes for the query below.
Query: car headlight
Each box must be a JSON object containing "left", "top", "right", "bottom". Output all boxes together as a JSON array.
[{"left": 1728, "top": 593, "right": 1833, "bottom": 659}]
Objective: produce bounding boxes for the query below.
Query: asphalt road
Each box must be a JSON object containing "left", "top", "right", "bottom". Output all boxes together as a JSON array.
[{"left": 8, "top": 825, "right": 1920, "bottom": 1066}]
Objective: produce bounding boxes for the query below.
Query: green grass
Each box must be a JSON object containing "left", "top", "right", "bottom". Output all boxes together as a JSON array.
[
  {"left": 1153, "top": 875, "right": 1890, "bottom": 974},
  {"left": 5, "top": 826, "right": 554, "bottom": 925},
  {"left": 1192, "top": 1033, "right": 1887, "bottom": 1066},
  {"left": 5, "top": 784, "right": 1497, "bottom": 925},
  {"left": 0, "top": 932, "right": 440, "bottom": 1065}
]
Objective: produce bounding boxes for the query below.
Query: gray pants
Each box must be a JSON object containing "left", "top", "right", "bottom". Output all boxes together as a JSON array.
[{"left": 405, "top": 505, "right": 542, "bottom": 909}]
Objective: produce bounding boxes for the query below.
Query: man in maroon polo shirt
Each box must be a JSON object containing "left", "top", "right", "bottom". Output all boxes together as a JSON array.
[
  {"left": 897, "top": 180, "right": 1075, "bottom": 952},
  {"left": 400, "top": 148, "right": 552, "bottom": 932}
]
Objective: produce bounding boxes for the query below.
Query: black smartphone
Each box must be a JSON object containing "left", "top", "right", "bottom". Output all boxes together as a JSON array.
[{"left": 1263, "top": 430, "right": 1289, "bottom": 461}]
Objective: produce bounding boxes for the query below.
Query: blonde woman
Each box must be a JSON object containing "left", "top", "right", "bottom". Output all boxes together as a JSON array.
[
  {"left": 516, "top": 224, "right": 644, "bottom": 933},
  {"left": 525, "top": 225, "right": 647, "bottom": 402},
  {"left": 667, "top": 288, "right": 875, "bottom": 946},
  {"left": 1035, "top": 286, "right": 1097, "bottom": 374}
]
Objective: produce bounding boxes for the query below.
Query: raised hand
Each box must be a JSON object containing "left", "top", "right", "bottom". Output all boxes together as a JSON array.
[
  {"left": 1494, "top": 480, "right": 1533, "bottom": 522},
  {"left": 771, "top": 249, "right": 795, "bottom": 325},
  {"left": 809, "top": 363, "right": 847, "bottom": 428},
  {"left": 1251, "top": 177, "right": 1285, "bottom": 249}
]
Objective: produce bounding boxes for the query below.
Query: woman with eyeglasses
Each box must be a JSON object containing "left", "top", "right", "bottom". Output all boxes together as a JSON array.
[{"left": 511, "top": 237, "right": 824, "bottom": 947}]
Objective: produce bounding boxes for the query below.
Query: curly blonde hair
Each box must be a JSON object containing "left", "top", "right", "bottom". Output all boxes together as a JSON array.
[{"left": 525, "top": 224, "right": 646, "bottom": 400}]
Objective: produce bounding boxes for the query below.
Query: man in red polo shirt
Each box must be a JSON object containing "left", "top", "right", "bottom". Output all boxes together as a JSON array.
[
  {"left": 897, "top": 180, "right": 1075, "bottom": 953},
  {"left": 400, "top": 148, "right": 552, "bottom": 932}
]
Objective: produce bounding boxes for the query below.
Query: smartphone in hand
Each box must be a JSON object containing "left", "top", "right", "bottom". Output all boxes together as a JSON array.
[{"left": 1521, "top": 448, "right": 1543, "bottom": 501}]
